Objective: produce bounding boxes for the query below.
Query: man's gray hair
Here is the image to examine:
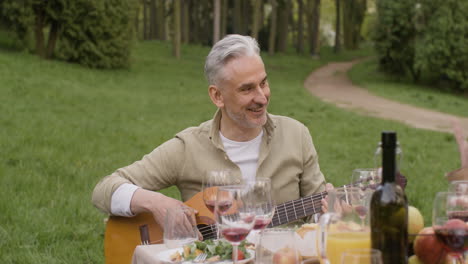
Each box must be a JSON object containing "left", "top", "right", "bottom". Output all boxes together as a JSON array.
[{"left": 204, "top": 34, "right": 260, "bottom": 85}]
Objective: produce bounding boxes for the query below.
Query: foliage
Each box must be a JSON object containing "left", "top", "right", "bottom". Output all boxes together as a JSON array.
[
  {"left": 414, "top": 0, "right": 468, "bottom": 91},
  {"left": 0, "top": 0, "right": 33, "bottom": 48},
  {"left": 56, "top": 0, "right": 135, "bottom": 68},
  {"left": 0, "top": 0, "right": 135, "bottom": 68},
  {"left": 373, "top": 0, "right": 419, "bottom": 80},
  {"left": 342, "top": 0, "right": 367, "bottom": 50}
]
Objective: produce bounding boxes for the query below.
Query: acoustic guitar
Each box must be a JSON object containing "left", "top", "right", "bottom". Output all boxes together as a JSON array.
[{"left": 103, "top": 172, "right": 397, "bottom": 264}]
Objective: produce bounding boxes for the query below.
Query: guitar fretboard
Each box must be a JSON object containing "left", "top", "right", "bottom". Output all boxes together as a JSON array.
[{"left": 198, "top": 183, "right": 359, "bottom": 240}]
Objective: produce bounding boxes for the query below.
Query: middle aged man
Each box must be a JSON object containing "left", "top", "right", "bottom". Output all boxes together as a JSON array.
[{"left": 92, "top": 34, "right": 327, "bottom": 229}]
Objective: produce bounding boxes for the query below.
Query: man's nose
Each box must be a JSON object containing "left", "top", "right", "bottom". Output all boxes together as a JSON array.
[{"left": 254, "top": 86, "right": 268, "bottom": 104}]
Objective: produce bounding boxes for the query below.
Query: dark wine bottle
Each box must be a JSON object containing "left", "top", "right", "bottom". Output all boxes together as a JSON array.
[{"left": 371, "top": 131, "right": 408, "bottom": 264}]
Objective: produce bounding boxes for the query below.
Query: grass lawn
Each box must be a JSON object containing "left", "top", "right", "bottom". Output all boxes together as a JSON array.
[
  {"left": 0, "top": 40, "right": 462, "bottom": 263},
  {"left": 349, "top": 58, "right": 468, "bottom": 118}
]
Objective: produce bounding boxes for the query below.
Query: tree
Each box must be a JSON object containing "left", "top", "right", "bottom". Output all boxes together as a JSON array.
[
  {"left": 342, "top": 0, "right": 367, "bottom": 50},
  {"left": 251, "top": 0, "right": 263, "bottom": 40},
  {"left": 268, "top": 0, "right": 278, "bottom": 55},
  {"left": 213, "top": 0, "right": 221, "bottom": 44},
  {"left": 173, "top": 0, "right": 181, "bottom": 58},
  {"left": 296, "top": 0, "right": 305, "bottom": 53},
  {"left": 307, "top": 0, "right": 321, "bottom": 56},
  {"left": 276, "top": 0, "right": 291, "bottom": 52},
  {"left": 334, "top": 0, "right": 341, "bottom": 53},
  {"left": 373, "top": 0, "right": 418, "bottom": 79}
]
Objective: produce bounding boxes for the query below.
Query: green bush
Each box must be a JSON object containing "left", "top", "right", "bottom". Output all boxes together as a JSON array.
[
  {"left": 414, "top": 0, "right": 468, "bottom": 91},
  {"left": 56, "top": 0, "right": 135, "bottom": 68},
  {"left": 0, "top": 0, "right": 135, "bottom": 69},
  {"left": 373, "top": 0, "right": 419, "bottom": 80}
]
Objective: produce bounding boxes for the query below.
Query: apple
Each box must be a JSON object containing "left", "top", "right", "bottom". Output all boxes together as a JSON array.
[
  {"left": 413, "top": 227, "right": 447, "bottom": 264},
  {"left": 443, "top": 218, "right": 465, "bottom": 230},
  {"left": 272, "top": 247, "right": 302, "bottom": 264},
  {"left": 408, "top": 255, "right": 423, "bottom": 264},
  {"left": 408, "top": 206, "right": 425, "bottom": 242}
]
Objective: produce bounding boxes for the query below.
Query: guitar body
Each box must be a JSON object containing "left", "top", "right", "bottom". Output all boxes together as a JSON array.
[{"left": 104, "top": 191, "right": 215, "bottom": 264}]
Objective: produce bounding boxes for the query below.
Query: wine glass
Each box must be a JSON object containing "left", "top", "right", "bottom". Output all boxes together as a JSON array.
[
  {"left": 247, "top": 178, "right": 275, "bottom": 243},
  {"left": 340, "top": 248, "right": 383, "bottom": 264},
  {"left": 163, "top": 206, "right": 199, "bottom": 249},
  {"left": 202, "top": 170, "right": 231, "bottom": 213},
  {"left": 351, "top": 168, "right": 380, "bottom": 191},
  {"left": 256, "top": 228, "right": 301, "bottom": 264},
  {"left": 449, "top": 180, "right": 468, "bottom": 195},
  {"left": 432, "top": 192, "right": 468, "bottom": 264},
  {"left": 216, "top": 185, "right": 256, "bottom": 264}
]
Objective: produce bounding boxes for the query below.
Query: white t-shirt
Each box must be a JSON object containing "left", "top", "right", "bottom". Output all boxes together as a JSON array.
[{"left": 110, "top": 131, "right": 263, "bottom": 216}]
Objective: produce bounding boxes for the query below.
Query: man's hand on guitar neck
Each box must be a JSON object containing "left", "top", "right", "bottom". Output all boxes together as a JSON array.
[{"left": 130, "top": 189, "right": 203, "bottom": 240}]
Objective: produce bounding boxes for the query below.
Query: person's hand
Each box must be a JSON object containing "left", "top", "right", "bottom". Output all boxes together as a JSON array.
[
  {"left": 321, "top": 183, "right": 335, "bottom": 213},
  {"left": 452, "top": 119, "right": 468, "bottom": 168},
  {"left": 130, "top": 189, "right": 203, "bottom": 239}
]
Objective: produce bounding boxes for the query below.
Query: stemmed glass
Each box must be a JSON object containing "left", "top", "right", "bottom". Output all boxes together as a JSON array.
[
  {"left": 340, "top": 248, "right": 383, "bottom": 264},
  {"left": 202, "top": 170, "right": 231, "bottom": 214},
  {"left": 449, "top": 180, "right": 468, "bottom": 195},
  {"left": 351, "top": 168, "right": 380, "bottom": 191},
  {"left": 432, "top": 192, "right": 468, "bottom": 264},
  {"left": 216, "top": 185, "right": 256, "bottom": 264},
  {"left": 248, "top": 178, "right": 275, "bottom": 242}
]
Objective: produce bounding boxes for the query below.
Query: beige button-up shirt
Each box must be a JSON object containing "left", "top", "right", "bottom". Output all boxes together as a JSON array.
[{"left": 92, "top": 110, "right": 326, "bottom": 214}]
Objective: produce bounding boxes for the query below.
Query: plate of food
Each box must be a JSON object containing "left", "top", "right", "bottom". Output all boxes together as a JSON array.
[{"left": 157, "top": 239, "right": 255, "bottom": 263}]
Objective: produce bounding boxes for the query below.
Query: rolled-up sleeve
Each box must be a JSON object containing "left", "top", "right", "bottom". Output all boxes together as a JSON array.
[{"left": 91, "top": 137, "right": 185, "bottom": 214}]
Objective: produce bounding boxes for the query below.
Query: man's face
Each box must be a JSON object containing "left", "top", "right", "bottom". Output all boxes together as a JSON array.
[{"left": 217, "top": 55, "right": 270, "bottom": 130}]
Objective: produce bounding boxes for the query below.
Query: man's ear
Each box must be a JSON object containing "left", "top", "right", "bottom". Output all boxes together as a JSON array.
[{"left": 208, "top": 85, "right": 224, "bottom": 108}]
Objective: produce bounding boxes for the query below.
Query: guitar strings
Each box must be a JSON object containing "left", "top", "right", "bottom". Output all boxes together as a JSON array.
[{"left": 197, "top": 182, "right": 360, "bottom": 238}]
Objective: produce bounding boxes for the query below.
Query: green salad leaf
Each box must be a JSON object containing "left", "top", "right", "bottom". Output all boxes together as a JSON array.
[{"left": 183, "top": 239, "right": 251, "bottom": 261}]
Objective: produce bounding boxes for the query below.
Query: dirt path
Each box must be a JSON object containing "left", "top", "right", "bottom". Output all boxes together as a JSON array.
[{"left": 304, "top": 60, "right": 468, "bottom": 134}]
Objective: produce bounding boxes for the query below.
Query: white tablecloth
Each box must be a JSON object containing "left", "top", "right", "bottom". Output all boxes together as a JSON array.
[{"left": 132, "top": 244, "right": 169, "bottom": 264}]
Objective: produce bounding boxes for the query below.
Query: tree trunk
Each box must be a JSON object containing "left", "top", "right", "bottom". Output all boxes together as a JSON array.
[
  {"left": 181, "top": 0, "right": 190, "bottom": 43},
  {"left": 143, "top": 0, "right": 148, "bottom": 40},
  {"left": 156, "top": 0, "right": 166, "bottom": 40},
  {"left": 45, "top": 21, "right": 59, "bottom": 59},
  {"left": 296, "top": 0, "right": 304, "bottom": 53},
  {"left": 343, "top": 0, "right": 366, "bottom": 49},
  {"left": 173, "top": 0, "right": 181, "bottom": 58},
  {"left": 34, "top": 8, "right": 45, "bottom": 58},
  {"left": 234, "top": 0, "right": 242, "bottom": 34},
  {"left": 276, "top": 0, "right": 290, "bottom": 53},
  {"left": 213, "top": 0, "right": 221, "bottom": 44},
  {"left": 150, "top": 0, "right": 156, "bottom": 39},
  {"left": 220, "top": 0, "right": 228, "bottom": 38},
  {"left": 334, "top": 0, "right": 341, "bottom": 53},
  {"left": 268, "top": 0, "right": 277, "bottom": 55},
  {"left": 251, "top": 0, "right": 262, "bottom": 40},
  {"left": 308, "top": 0, "right": 321, "bottom": 56}
]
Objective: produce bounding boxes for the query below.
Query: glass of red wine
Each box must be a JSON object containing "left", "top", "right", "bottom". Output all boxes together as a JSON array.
[
  {"left": 216, "top": 185, "right": 256, "bottom": 264},
  {"left": 202, "top": 170, "right": 231, "bottom": 214},
  {"left": 247, "top": 178, "right": 275, "bottom": 244},
  {"left": 432, "top": 191, "right": 468, "bottom": 264}
]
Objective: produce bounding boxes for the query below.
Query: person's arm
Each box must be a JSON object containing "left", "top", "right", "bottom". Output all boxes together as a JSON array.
[
  {"left": 446, "top": 120, "right": 468, "bottom": 181},
  {"left": 299, "top": 124, "right": 327, "bottom": 197},
  {"left": 92, "top": 138, "right": 184, "bottom": 214}
]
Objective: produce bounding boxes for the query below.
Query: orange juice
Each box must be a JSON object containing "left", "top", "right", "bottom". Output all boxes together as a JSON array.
[{"left": 325, "top": 231, "right": 371, "bottom": 264}]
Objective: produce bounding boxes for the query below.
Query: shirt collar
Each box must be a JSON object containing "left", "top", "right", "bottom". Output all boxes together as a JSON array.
[{"left": 209, "top": 109, "right": 276, "bottom": 148}]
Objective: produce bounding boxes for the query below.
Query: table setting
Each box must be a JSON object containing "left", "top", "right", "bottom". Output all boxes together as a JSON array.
[{"left": 131, "top": 169, "right": 468, "bottom": 264}]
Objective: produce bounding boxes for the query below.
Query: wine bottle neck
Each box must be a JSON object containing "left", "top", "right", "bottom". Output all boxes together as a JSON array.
[{"left": 382, "top": 145, "right": 396, "bottom": 183}]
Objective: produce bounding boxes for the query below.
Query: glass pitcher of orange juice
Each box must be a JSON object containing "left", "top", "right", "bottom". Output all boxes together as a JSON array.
[{"left": 317, "top": 187, "right": 373, "bottom": 264}]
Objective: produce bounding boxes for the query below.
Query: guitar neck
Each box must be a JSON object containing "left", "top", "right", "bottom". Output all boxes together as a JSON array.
[
  {"left": 198, "top": 183, "right": 357, "bottom": 240},
  {"left": 268, "top": 190, "right": 326, "bottom": 227}
]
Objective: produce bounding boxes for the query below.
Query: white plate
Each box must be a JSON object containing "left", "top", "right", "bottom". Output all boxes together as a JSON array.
[{"left": 157, "top": 248, "right": 255, "bottom": 263}]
